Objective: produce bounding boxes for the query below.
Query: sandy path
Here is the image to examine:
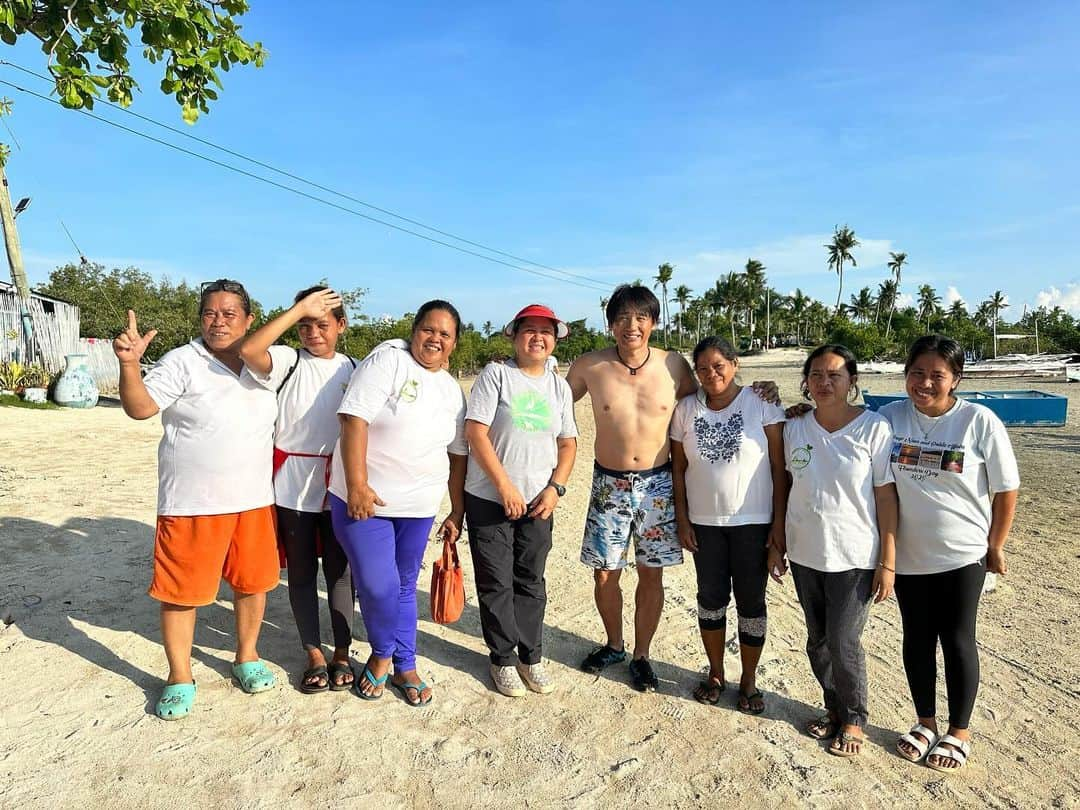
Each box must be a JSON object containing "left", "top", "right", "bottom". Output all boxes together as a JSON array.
[{"left": 1, "top": 353, "right": 1077, "bottom": 809}]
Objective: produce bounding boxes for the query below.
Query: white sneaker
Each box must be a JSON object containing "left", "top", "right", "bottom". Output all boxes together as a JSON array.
[
  {"left": 490, "top": 664, "right": 527, "bottom": 697},
  {"left": 516, "top": 661, "right": 556, "bottom": 694}
]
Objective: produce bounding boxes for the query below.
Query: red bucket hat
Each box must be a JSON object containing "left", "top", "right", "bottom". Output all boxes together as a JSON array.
[{"left": 503, "top": 304, "right": 569, "bottom": 339}]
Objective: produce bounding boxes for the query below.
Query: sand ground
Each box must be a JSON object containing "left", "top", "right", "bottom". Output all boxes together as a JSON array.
[{"left": 1, "top": 349, "right": 1078, "bottom": 809}]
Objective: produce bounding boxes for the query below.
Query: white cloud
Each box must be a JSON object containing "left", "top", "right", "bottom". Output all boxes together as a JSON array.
[
  {"left": 945, "top": 286, "right": 966, "bottom": 306},
  {"left": 896, "top": 292, "right": 915, "bottom": 308},
  {"left": 1035, "top": 283, "right": 1080, "bottom": 315}
]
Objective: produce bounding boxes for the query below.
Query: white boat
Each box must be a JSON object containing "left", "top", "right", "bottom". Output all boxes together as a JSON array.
[
  {"left": 862, "top": 361, "right": 904, "bottom": 374},
  {"left": 964, "top": 353, "right": 1077, "bottom": 380},
  {"left": 1067, "top": 364, "right": 1080, "bottom": 383}
]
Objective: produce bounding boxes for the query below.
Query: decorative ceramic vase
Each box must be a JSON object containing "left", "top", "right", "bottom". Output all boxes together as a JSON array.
[{"left": 54, "top": 353, "right": 99, "bottom": 408}]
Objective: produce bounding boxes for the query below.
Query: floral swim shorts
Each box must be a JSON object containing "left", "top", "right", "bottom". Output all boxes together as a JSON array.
[{"left": 580, "top": 461, "right": 683, "bottom": 570}]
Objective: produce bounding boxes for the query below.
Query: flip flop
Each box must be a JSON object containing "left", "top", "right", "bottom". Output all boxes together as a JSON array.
[
  {"left": 328, "top": 661, "right": 354, "bottom": 692},
  {"left": 829, "top": 730, "right": 864, "bottom": 758},
  {"left": 737, "top": 689, "right": 766, "bottom": 715},
  {"left": 353, "top": 663, "right": 388, "bottom": 701},
  {"left": 232, "top": 660, "right": 276, "bottom": 694},
  {"left": 806, "top": 714, "right": 840, "bottom": 740},
  {"left": 299, "top": 664, "right": 329, "bottom": 694},
  {"left": 391, "top": 679, "right": 432, "bottom": 707},
  {"left": 692, "top": 679, "right": 725, "bottom": 705},
  {"left": 156, "top": 681, "right": 196, "bottom": 720}
]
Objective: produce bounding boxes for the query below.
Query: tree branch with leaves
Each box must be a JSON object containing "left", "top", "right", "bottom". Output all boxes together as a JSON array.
[{"left": 1, "top": 0, "right": 266, "bottom": 122}]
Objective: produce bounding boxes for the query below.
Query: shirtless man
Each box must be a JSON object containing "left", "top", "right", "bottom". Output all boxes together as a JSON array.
[{"left": 567, "top": 284, "right": 695, "bottom": 692}]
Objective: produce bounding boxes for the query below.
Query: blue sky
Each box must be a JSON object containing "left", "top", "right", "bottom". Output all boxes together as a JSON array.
[{"left": 3, "top": 1, "right": 1079, "bottom": 332}]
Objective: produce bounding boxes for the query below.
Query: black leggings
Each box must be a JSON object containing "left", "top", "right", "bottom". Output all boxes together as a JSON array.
[
  {"left": 894, "top": 558, "right": 986, "bottom": 729},
  {"left": 276, "top": 506, "right": 355, "bottom": 652},
  {"left": 691, "top": 523, "right": 769, "bottom": 647}
]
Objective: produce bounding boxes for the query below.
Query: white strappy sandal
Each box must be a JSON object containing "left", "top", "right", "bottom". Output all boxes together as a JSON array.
[
  {"left": 896, "top": 723, "right": 940, "bottom": 762},
  {"left": 926, "top": 734, "right": 971, "bottom": 773}
]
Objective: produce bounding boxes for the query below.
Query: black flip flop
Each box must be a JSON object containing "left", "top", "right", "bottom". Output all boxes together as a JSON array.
[
  {"left": 299, "top": 664, "right": 329, "bottom": 694},
  {"left": 693, "top": 679, "right": 725, "bottom": 705},
  {"left": 737, "top": 689, "right": 766, "bottom": 715},
  {"left": 328, "top": 661, "right": 354, "bottom": 692}
]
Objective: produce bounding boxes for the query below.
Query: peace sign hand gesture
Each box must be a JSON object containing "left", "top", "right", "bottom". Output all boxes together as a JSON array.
[{"left": 113, "top": 309, "right": 158, "bottom": 365}]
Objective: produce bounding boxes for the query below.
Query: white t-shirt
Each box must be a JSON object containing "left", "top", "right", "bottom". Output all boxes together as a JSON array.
[
  {"left": 784, "top": 409, "right": 895, "bottom": 572},
  {"left": 248, "top": 345, "right": 355, "bottom": 513},
  {"left": 328, "top": 345, "right": 468, "bottom": 517},
  {"left": 143, "top": 338, "right": 276, "bottom": 516},
  {"left": 881, "top": 398, "right": 1020, "bottom": 575},
  {"left": 464, "top": 361, "right": 577, "bottom": 503},
  {"left": 669, "top": 387, "right": 785, "bottom": 526}
]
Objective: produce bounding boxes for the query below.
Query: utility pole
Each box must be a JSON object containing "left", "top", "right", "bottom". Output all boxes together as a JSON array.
[
  {"left": 765, "top": 289, "right": 771, "bottom": 351},
  {"left": 0, "top": 164, "right": 34, "bottom": 359}
]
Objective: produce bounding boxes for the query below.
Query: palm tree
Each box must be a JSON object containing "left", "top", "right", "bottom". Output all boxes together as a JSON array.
[
  {"left": 848, "top": 286, "right": 875, "bottom": 323},
  {"left": 743, "top": 258, "right": 766, "bottom": 341},
  {"left": 653, "top": 263, "right": 675, "bottom": 347},
  {"left": 482, "top": 320, "right": 493, "bottom": 338},
  {"left": 876, "top": 279, "right": 896, "bottom": 327},
  {"left": 788, "top": 288, "right": 810, "bottom": 346},
  {"left": 715, "top": 272, "right": 745, "bottom": 347},
  {"left": 981, "top": 290, "right": 1008, "bottom": 356},
  {"left": 884, "top": 251, "right": 907, "bottom": 339},
  {"left": 948, "top": 299, "right": 968, "bottom": 322},
  {"left": 917, "top": 284, "right": 942, "bottom": 332},
  {"left": 806, "top": 300, "right": 831, "bottom": 343},
  {"left": 672, "top": 283, "right": 692, "bottom": 349},
  {"left": 826, "top": 225, "right": 860, "bottom": 314},
  {"left": 600, "top": 297, "right": 609, "bottom": 332}
]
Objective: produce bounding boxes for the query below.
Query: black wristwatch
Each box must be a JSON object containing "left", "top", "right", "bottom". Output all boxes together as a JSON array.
[{"left": 547, "top": 480, "right": 566, "bottom": 497}]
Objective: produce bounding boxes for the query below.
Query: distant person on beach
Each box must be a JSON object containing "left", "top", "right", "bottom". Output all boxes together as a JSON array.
[
  {"left": 327, "top": 299, "right": 467, "bottom": 707},
  {"left": 114, "top": 278, "right": 280, "bottom": 720},
  {"left": 464, "top": 304, "right": 577, "bottom": 697},
  {"left": 670, "top": 336, "right": 787, "bottom": 713},
  {"left": 239, "top": 286, "right": 357, "bottom": 695},
  {"left": 771, "top": 344, "right": 898, "bottom": 757},
  {"left": 567, "top": 284, "right": 695, "bottom": 691},
  {"left": 883, "top": 335, "right": 1019, "bottom": 774}
]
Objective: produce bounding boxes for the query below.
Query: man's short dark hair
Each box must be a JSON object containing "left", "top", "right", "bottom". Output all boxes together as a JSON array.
[{"left": 606, "top": 284, "right": 660, "bottom": 326}]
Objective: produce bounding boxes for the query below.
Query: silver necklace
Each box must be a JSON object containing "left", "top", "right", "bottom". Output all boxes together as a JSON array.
[{"left": 911, "top": 401, "right": 944, "bottom": 441}]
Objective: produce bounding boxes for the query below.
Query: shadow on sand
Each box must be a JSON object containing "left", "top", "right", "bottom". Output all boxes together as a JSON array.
[{"left": 1, "top": 514, "right": 902, "bottom": 748}]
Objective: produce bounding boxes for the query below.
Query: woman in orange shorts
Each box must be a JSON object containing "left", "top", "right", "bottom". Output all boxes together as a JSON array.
[{"left": 114, "top": 279, "right": 281, "bottom": 719}]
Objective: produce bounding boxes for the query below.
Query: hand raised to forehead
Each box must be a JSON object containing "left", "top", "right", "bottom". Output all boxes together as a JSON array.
[
  {"left": 112, "top": 310, "right": 158, "bottom": 364},
  {"left": 297, "top": 288, "right": 344, "bottom": 320}
]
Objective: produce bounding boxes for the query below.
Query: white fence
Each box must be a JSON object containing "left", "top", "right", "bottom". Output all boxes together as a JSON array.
[
  {"left": 78, "top": 337, "right": 120, "bottom": 394},
  {"left": 0, "top": 288, "right": 119, "bottom": 393},
  {"left": 0, "top": 289, "right": 80, "bottom": 373}
]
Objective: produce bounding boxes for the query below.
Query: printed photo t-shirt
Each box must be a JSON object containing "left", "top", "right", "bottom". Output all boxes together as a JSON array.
[
  {"left": 464, "top": 360, "right": 578, "bottom": 504},
  {"left": 249, "top": 346, "right": 356, "bottom": 513},
  {"left": 880, "top": 398, "right": 1020, "bottom": 575},
  {"left": 328, "top": 345, "right": 467, "bottom": 517},
  {"left": 784, "top": 409, "right": 895, "bottom": 572},
  {"left": 669, "top": 387, "right": 786, "bottom": 526}
]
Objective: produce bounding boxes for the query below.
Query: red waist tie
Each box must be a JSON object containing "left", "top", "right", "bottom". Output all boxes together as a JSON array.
[{"left": 272, "top": 447, "right": 333, "bottom": 568}]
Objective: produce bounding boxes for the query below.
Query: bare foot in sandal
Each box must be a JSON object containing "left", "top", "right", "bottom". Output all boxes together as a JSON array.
[
  {"left": 692, "top": 672, "right": 724, "bottom": 705},
  {"left": 391, "top": 669, "right": 433, "bottom": 706},
  {"left": 829, "top": 725, "right": 864, "bottom": 757},
  {"left": 806, "top": 711, "right": 839, "bottom": 740}
]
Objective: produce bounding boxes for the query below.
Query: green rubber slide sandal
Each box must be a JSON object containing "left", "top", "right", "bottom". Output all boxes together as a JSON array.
[
  {"left": 232, "top": 660, "right": 276, "bottom": 694},
  {"left": 156, "top": 682, "right": 196, "bottom": 720}
]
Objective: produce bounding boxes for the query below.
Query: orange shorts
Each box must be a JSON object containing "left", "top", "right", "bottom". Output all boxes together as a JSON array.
[{"left": 149, "top": 506, "right": 280, "bottom": 607}]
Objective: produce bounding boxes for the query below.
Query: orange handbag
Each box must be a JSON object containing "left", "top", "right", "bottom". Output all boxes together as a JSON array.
[{"left": 430, "top": 538, "right": 465, "bottom": 624}]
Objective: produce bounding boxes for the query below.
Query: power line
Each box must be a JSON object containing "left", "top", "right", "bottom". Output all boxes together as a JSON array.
[
  {"left": 0, "top": 59, "right": 614, "bottom": 291},
  {"left": 0, "top": 77, "right": 612, "bottom": 293}
]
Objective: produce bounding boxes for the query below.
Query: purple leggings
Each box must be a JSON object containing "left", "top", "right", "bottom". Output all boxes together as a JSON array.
[{"left": 329, "top": 495, "right": 434, "bottom": 672}]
